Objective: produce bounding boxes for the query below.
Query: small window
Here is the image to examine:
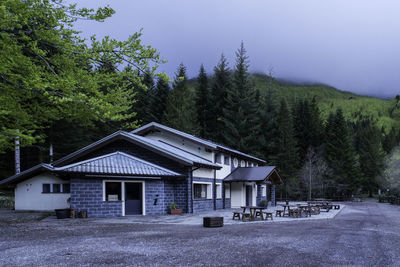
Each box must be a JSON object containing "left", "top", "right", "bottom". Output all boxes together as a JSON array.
[
  {"left": 215, "top": 153, "right": 222, "bottom": 164},
  {"left": 225, "top": 184, "right": 231, "bottom": 198},
  {"left": 194, "top": 184, "right": 207, "bottom": 199},
  {"left": 240, "top": 160, "right": 245, "bottom": 167},
  {"left": 62, "top": 184, "right": 70, "bottom": 193},
  {"left": 53, "top": 184, "right": 61, "bottom": 193},
  {"left": 262, "top": 185, "right": 266, "bottom": 197},
  {"left": 251, "top": 162, "right": 254, "bottom": 167},
  {"left": 105, "top": 182, "right": 122, "bottom": 201},
  {"left": 233, "top": 158, "right": 239, "bottom": 167},
  {"left": 224, "top": 155, "right": 230, "bottom": 165},
  {"left": 42, "top": 184, "right": 50, "bottom": 193},
  {"left": 216, "top": 184, "right": 222, "bottom": 199},
  {"left": 246, "top": 161, "right": 249, "bottom": 167}
]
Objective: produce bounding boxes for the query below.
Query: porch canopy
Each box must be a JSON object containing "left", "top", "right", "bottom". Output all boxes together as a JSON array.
[{"left": 223, "top": 166, "right": 283, "bottom": 185}]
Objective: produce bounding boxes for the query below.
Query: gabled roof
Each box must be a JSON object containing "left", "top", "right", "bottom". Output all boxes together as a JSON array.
[
  {"left": 0, "top": 163, "right": 54, "bottom": 186},
  {"left": 58, "top": 152, "right": 183, "bottom": 177},
  {"left": 223, "top": 166, "right": 283, "bottom": 185},
  {"left": 52, "top": 131, "right": 220, "bottom": 169},
  {"left": 132, "top": 122, "right": 266, "bottom": 163}
]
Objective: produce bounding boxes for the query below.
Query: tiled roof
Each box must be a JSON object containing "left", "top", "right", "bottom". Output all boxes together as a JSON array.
[
  {"left": 132, "top": 122, "right": 266, "bottom": 163},
  {"left": 224, "top": 166, "right": 283, "bottom": 184},
  {"left": 57, "top": 152, "right": 182, "bottom": 177}
]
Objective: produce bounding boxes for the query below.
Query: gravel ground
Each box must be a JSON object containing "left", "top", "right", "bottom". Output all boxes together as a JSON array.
[{"left": 1, "top": 200, "right": 400, "bottom": 266}]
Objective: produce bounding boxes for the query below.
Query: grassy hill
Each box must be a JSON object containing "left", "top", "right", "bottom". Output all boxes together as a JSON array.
[{"left": 189, "top": 73, "right": 400, "bottom": 132}]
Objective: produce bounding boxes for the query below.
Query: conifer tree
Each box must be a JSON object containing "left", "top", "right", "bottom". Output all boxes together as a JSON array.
[
  {"left": 195, "top": 65, "right": 212, "bottom": 138},
  {"left": 383, "top": 127, "right": 398, "bottom": 154},
  {"left": 135, "top": 71, "right": 154, "bottom": 124},
  {"left": 164, "top": 63, "right": 196, "bottom": 133},
  {"left": 150, "top": 77, "right": 170, "bottom": 123},
  {"left": 210, "top": 54, "right": 231, "bottom": 143},
  {"left": 222, "top": 42, "right": 259, "bottom": 153},
  {"left": 356, "top": 119, "right": 385, "bottom": 196},
  {"left": 274, "top": 98, "right": 299, "bottom": 197},
  {"left": 324, "top": 109, "right": 359, "bottom": 193}
]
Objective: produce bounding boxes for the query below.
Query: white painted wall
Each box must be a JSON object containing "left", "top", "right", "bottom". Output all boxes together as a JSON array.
[
  {"left": 231, "top": 182, "right": 243, "bottom": 208},
  {"left": 193, "top": 167, "right": 214, "bottom": 178},
  {"left": 216, "top": 154, "right": 231, "bottom": 180},
  {"left": 15, "top": 173, "right": 70, "bottom": 211}
]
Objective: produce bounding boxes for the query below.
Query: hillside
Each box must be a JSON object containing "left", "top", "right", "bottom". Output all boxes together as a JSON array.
[{"left": 189, "top": 73, "right": 400, "bottom": 132}]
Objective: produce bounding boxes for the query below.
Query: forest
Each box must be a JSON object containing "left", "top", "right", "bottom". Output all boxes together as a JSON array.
[{"left": 1, "top": 0, "right": 400, "bottom": 200}]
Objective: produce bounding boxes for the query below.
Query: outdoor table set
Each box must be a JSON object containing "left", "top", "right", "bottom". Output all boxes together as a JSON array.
[{"left": 232, "top": 206, "right": 273, "bottom": 222}]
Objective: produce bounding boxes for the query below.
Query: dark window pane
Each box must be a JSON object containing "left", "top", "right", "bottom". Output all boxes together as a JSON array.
[
  {"left": 53, "top": 184, "right": 60, "bottom": 193},
  {"left": 215, "top": 153, "right": 222, "bottom": 164},
  {"left": 105, "top": 182, "right": 121, "bottom": 201},
  {"left": 62, "top": 184, "right": 70, "bottom": 193},
  {"left": 194, "top": 184, "right": 207, "bottom": 199},
  {"left": 224, "top": 155, "right": 230, "bottom": 165},
  {"left": 42, "top": 184, "right": 50, "bottom": 193}
]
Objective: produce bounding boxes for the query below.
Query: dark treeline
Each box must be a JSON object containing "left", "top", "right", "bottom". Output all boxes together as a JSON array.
[{"left": 2, "top": 42, "right": 400, "bottom": 200}]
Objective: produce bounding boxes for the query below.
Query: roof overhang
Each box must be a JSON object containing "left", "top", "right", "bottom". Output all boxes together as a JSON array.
[{"left": 223, "top": 166, "right": 283, "bottom": 185}]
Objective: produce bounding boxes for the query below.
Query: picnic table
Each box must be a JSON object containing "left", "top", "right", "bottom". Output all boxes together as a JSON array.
[
  {"left": 280, "top": 204, "right": 297, "bottom": 217},
  {"left": 241, "top": 206, "right": 267, "bottom": 220}
]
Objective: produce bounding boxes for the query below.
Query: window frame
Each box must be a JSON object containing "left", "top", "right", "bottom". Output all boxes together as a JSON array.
[
  {"left": 105, "top": 181, "right": 122, "bottom": 201},
  {"left": 233, "top": 158, "right": 239, "bottom": 168},
  {"left": 216, "top": 183, "right": 222, "bottom": 199},
  {"left": 42, "top": 184, "right": 51, "bottom": 193},
  {"left": 240, "top": 160, "right": 245, "bottom": 167},
  {"left": 215, "top": 153, "right": 222, "bottom": 164},
  {"left": 224, "top": 155, "right": 230, "bottom": 165},
  {"left": 52, "top": 184, "right": 61, "bottom": 193},
  {"left": 225, "top": 183, "right": 231, "bottom": 198},
  {"left": 193, "top": 182, "right": 212, "bottom": 200}
]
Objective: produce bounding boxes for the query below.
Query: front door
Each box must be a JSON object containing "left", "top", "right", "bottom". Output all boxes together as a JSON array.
[
  {"left": 246, "top": 185, "right": 252, "bottom": 206},
  {"left": 125, "top": 183, "right": 142, "bottom": 215}
]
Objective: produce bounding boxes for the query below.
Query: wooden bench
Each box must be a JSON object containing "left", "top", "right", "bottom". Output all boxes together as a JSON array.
[
  {"left": 289, "top": 209, "right": 300, "bottom": 218},
  {"left": 275, "top": 210, "right": 284, "bottom": 217},
  {"left": 263, "top": 212, "right": 273, "bottom": 221},
  {"left": 232, "top": 211, "right": 251, "bottom": 221}
]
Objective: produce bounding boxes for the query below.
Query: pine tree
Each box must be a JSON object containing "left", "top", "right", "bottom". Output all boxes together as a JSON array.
[
  {"left": 150, "top": 77, "right": 170, "bottom": 123},
  {"left": 293, "top": 99, "right": 313, "bottom": 162},
  {"left": 324, "top": 109, "right": 359, "bottom": 194},
  {"left": 195, "top": 65, "right": 212, "bottom": 138},
  {"left": 210, "top": 54, "right": 231, "bottom": 143},
  {"left": 382, "top": 127, "right": 398, "bottom": 154},
  {"left": 356, "top": 119, "right": 385, "bottom": 196},
  {"left": 274, "top": 98, "right": 299, "bottom": 198},
  {"left": 164, "top": 63, "right": 196, "bottom": 133},
  {"left": 135, "top": 71, "right": 154, "bottom": 124},
  {"left": 222, "top": 42, "right": 260, "bottom": 153}
]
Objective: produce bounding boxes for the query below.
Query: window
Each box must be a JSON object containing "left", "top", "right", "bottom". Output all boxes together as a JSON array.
[
  {"left": 105, "top": 182, "right": 122, "bottom": 201},
  {"left": 194, "top": 183, "right": 212, "bottom": 199},
  {"left": 251, "top": 162, "right": 254, "bottom": 167},
  {"left": 224, "top": 155, "right": 230, "bottom": 165},
  {"left": 62, "top": 184, "right": 70, "bottom": 193},
  {"left": 194, "top": 184, "right": 207, "bottom": 199},
  {"left": 246, "top": 161, "right": 249, "bottom": 167},
  {"left": 225, "top": 184, "right": 230, "bottom": 198},
  {"left": 53, "top": 184, "right": 61, "bottom": 193},
  {"left": 216, "top": 183, "right": 222, "bottom": 199},
  {"left": 215, "top": 153, "right": 222, "bottom": 164},
  {"left": 233, "top": 157, "right": 239, "bottom": 168},
  {"left": 42, "top": 184, "right": 50, "bottom": 193},
  {"left": 240, "top": 160, "right": 245, "bottom": 167},
  {"left": 262, "top": 185, "right": 266, "bottom": 197}
]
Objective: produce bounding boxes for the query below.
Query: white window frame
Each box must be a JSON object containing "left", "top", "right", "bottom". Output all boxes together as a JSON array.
[
  {"left": 240, "top": 160, "right": 245, "bottom": 167},
  {"left": 225, "top": 183, "right": 231, "bottom": 198},
  {"left": 262, "top": 185, "right": 266, "bottom": 197},
  {"left": 102, "top": 180, "right": 146, "bottom": 216},
  {"left": 216, "top": 183, "right": 222, "bottom": 199},
  {"left": 233, "top": 157, "right": 239, "bottom": 168},
  {"left": 193, "top": 181, "right": 213, "bottom": 199}
]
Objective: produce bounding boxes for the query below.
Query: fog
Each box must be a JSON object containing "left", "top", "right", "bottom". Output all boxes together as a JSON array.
[{"left": 72, "top": 0, "right": 400, "bottom": 98}]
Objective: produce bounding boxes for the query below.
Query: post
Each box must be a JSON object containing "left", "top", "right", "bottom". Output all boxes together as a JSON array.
[
  {"left": 15, "top": 135, "right": 20, "bottom": 174},
  {"left": 309, "top": 158, "right": 312, "bottom": 201}
]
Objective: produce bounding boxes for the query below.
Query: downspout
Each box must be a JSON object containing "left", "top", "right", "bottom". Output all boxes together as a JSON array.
[{"left": 213, "top": 168, "right": 216, "bottom": 210}]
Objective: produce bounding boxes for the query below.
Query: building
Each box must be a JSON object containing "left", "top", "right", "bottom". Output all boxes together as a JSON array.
[{"left": 0, "top": 122, "right": 282, "bottom": 217}]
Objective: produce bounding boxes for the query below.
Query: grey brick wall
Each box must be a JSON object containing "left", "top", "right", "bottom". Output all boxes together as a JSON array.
[
  {"left": 193, "top": 198, "right": 213, "bottom": 212},
  {"left": 145, "top": 180, "right": 165, "bottom": 215},
  {"left": 70, "top": 178, "right": 122, "bottom": 217},
  {"left": 271, "top": 185, "right": 276, "bottom": 206}
]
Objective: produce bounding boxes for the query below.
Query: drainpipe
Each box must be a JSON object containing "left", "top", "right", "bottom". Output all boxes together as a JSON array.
[
  {"left": 187, "top": 168, "right": 193, "bottom": 214},
  {"left": 213, "top": 169, "right": 216, "bottom": 210},
  {"left": 15, "top": 134, "right": 20, "bottom": 174}
]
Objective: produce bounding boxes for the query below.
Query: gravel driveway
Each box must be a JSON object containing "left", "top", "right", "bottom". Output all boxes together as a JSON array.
[{"left": 1, "top": 200, "right": 400, "bottom": 266}]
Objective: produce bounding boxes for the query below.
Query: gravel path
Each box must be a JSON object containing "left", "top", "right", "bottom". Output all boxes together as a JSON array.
[{"left": 1, "top": 200, "right": 400, "bottom": 266}]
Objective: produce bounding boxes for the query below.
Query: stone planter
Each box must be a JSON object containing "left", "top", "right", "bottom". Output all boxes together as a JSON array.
[{"left": 169, "top": 209, "right": 182, "bottom": 215}]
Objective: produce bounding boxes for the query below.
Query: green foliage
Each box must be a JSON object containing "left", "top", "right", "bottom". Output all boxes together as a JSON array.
[
  {"left": 0, "top": 0, "right": 164, "bottom": 153},
  {"left": 164, "top": 63, "right": 196, "bottom": 133},
  {"left": 195, "top": 65, "right": 212, "bottom": 138},
  {"left": 222, "top": 43, "right": 259, "bottom": 153},
  {"left": 150, "top": 77, "right": 170, "bottom": 123},
  {"left": 209, "top": 54, "right": 231, "bottom": 143},
  {"left": 356, "top": 119, "right": 385, "bottom": 195},
  {"left": 324, "top": 109, "right": 359, "bottom": 193}
]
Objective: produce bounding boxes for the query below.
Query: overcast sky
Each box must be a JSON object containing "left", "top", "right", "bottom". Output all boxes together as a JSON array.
[{"left": 72, "top": 0, "right": 400, "bottom": 98}]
